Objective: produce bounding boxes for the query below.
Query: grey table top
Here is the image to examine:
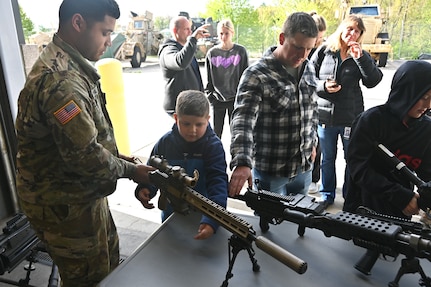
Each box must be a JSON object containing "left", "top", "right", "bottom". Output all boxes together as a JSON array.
[{"left": 99, "top": 210, "right": 430, "bottom": 287}]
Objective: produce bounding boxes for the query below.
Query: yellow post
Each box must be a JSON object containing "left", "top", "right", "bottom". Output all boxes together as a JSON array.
[{"left": 95, "top": 58, "right": 130, "bottom": 155}]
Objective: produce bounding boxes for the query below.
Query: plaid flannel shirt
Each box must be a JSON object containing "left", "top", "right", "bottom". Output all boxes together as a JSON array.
[{"left": 230, "top": 54, "right": 318, "bottom": 178}]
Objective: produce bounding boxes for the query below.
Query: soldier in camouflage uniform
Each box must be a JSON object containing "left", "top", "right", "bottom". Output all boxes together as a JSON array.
[{"left": 15, "top": 0, "right": 154, "bottom": 286}]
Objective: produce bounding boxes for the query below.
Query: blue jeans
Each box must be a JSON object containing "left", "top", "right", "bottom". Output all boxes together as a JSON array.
[
  {"left": 252, "top": 167, "right": 312, "bottom": 195},
  {"left": 317, "top": 124, "right": 350, "bottom": 202}
]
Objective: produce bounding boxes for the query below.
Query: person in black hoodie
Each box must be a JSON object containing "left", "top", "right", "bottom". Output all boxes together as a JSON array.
[{"left": 343, "top": 60, "right": 431, "bottom": 220}]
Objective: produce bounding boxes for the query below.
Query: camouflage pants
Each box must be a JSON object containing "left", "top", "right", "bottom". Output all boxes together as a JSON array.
[{"left": 19, "top": 197, "right": 119, "bottom": 287}]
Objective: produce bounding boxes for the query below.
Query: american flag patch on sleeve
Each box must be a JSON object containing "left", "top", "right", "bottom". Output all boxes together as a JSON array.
[{"left": 54, "top": 100, "right": 82, "bottom": 125}]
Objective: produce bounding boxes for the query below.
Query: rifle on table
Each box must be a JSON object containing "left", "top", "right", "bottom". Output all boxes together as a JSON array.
[
  {"left": 148, "top": 155, "right": 307, "bottom": 287},
  {"left": 238, "top": 189, "right": 431, "bottom": 287},
  {"left": 0, "top": 213, "right": 59, "bottom": 287},
  {"left": 0, "top": 213, "right": 39, "bottom": 276}
]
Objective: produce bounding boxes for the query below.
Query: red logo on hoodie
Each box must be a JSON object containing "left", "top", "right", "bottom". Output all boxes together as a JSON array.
[{"left": 394, "top": 149, "right": 422, "bottom": 170}]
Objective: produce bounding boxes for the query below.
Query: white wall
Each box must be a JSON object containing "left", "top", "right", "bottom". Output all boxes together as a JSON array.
[{"left": 0, "top": 0, "right": 26, "bottom": 120}]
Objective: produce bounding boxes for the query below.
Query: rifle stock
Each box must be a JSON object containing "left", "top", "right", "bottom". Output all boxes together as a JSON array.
[{"left": 148, "top": 156, "right": 307, "bottom": 275}]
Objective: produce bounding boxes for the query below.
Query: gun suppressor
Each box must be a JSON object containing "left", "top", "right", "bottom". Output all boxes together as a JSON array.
[{"left": 255, "top": 236, "right": 307, "bottom": 274}]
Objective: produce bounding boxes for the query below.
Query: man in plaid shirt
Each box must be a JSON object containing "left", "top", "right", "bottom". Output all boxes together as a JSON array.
[{"left": 229, "top": 13, "right": 319, "bottom": 231}]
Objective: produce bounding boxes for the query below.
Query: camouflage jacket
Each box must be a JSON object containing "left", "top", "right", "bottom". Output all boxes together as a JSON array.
[{"left": 15, "top": 33, "right": 136, "bottom": 205}]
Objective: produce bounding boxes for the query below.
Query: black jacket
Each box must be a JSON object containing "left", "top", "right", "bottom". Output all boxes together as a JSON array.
[
  {"left": 158, "top": 37, "right": 204, "bottom": 113},
  {"left": 310, "top": 45, "right": 383, "bottom": 126},
  {"left": 343, "top": 60, "right": 431, "bottom": 218}
]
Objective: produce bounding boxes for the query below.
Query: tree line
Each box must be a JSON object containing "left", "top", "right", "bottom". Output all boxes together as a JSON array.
[
  {"left": 21, "top": 0, "right": 431, "bottom": 60},
  {"left": 184, "top": 0, "right": 430, "bottom": 59}
]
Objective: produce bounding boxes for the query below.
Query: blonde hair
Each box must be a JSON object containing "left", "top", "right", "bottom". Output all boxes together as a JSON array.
[
  {"left": 217, "top": 19, "right": 235, "bottom": 34},
  {"left": 326, "top": 15, "right": 366, "bottom": 52}
]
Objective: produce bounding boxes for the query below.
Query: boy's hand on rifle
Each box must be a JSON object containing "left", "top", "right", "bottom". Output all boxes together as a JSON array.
[
  {"left": 136, "top": 188, "right": 155, "bottom": 209},
  {"left": 194, "top": 223, "right": 214, "bottom": 240}
]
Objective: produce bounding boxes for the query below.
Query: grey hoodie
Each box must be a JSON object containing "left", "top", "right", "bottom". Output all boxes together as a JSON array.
[{"left": 158, "top": 38, "right": 204, "bottom": 113}]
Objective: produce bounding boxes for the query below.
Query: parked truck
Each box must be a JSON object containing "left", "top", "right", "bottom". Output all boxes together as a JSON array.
[
  {"left": 101, "top": 11, "right": 164, "bottom": 68},
  {"left": 339, "top": 2, "right": 391, "bottom": 67}
]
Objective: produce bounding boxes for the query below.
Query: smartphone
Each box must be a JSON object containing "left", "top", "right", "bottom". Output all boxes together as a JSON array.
[{"left": 326, "top": 76, "right": 339, "bottom": 88}]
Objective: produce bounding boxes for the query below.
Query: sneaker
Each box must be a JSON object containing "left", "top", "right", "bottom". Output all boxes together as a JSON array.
[{"left": 308, "top": 182, "right": 318, "bottom": 194}]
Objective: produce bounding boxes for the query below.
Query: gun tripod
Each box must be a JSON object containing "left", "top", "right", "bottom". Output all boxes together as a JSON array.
[
  {"left": 221, "top": 235, "right": 260, "bottom": 287},
  {"left": 388, "top": 256, "right": 431, "bottom": 287},
  {"left": 0, "top": 246, "right": 58, "bottom": 287}
]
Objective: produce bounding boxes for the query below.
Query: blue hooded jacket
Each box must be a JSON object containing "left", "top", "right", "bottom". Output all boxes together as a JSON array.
[{"left": 137, "top": 123, "right": 228, "bottom": 231}]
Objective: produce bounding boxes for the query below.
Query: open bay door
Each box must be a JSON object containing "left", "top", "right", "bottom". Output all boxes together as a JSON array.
[{"left": 0, "top": 0, "right": 27, "bottom": 219}]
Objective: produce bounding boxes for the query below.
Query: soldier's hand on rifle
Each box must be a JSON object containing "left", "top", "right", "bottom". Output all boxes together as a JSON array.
[
  {"left": 229, "top": 166, "right": 252, "bottom": 197},
  {"left": 131, "top": 164, "right": 156, "bottom": 185},
  {"left": 192, "top": 24, "right": 210, "bottom": 40},
  {"left": 136, "top": 188, "right": 155, "bottom": 209},
  {"left": 194, "top": 223, "right": 214, "bottom": 240},
  {"left": 403, "top": 192, "right": 420, "bottom": 216}
]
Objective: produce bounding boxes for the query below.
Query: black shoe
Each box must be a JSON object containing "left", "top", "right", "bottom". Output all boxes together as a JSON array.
[
  {"left": 317, "top": 200, "right": 333, "bottom": 210},
  {"left": 259, "top": 217, "right": 270, "bottom": 233}
]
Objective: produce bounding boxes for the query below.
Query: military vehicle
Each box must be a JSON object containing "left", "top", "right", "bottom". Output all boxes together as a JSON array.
[
  {"left": 101, "top": 11, "right": 164, "bottom": 68},
  {"left": 27, "top": 31, "right": 53, "bottom": 53},
  {"left": 340, "top": 2, "right": 391, "bottom": 67}
]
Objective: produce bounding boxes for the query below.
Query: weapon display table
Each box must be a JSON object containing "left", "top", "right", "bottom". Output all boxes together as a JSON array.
[{"left": 99, "top": 211, "right": 430, "bottom": 287}]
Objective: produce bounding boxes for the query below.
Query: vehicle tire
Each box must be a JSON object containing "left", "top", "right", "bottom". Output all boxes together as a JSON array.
[
  {"left": 378, "top": 53, "right": 388, "bottom": 67},
  {"left": 130, "top": 46, "right": 142, "bottom": 68},
  {"left": 141, "top": 51, "right": 147, "bottom": 63}
]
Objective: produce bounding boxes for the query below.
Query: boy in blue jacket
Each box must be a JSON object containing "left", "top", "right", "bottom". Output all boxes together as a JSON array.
[{"left": 135, "top": 90, "right": 228, "bottom": 239}]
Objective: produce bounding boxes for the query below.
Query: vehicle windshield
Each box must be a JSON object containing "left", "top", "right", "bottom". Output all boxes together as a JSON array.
[{"left": 349, "top": 6, "right": 379, "bottom": 16}]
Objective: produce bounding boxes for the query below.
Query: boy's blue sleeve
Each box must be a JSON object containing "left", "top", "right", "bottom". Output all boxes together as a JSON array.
[{"left": 200, "top": 136, "right": 228, "bottom": 232}]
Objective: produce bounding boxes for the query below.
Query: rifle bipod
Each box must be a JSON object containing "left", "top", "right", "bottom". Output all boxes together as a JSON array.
[
  {"left": 0, "top": 245, "right": 59, "bottom": 287},
  {"left": 221, "top": 235, "right": 260, "bottom": 287},
  {"left": 388, "top": 256, "right": 431, "bottom": 287},
  {"left": 0, "top": 248, "right": 39, "bottom": 287}
]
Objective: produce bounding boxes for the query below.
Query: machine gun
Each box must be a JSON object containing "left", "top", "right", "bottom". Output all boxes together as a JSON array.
[
  {"left": 239, "top": 189, "right": 431, "bottom": 287},
  {"left": 0, "top": 213, "right": 40, "bottom": 276},
  {"left": 0, "top": 213, "right": 58, "bottom": 287},
  {"left": 148, "top": 155, "right": 307, "bottom": 287},
  {"left": 376, "top": 143, "right": 431, "bottom": 211}
]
